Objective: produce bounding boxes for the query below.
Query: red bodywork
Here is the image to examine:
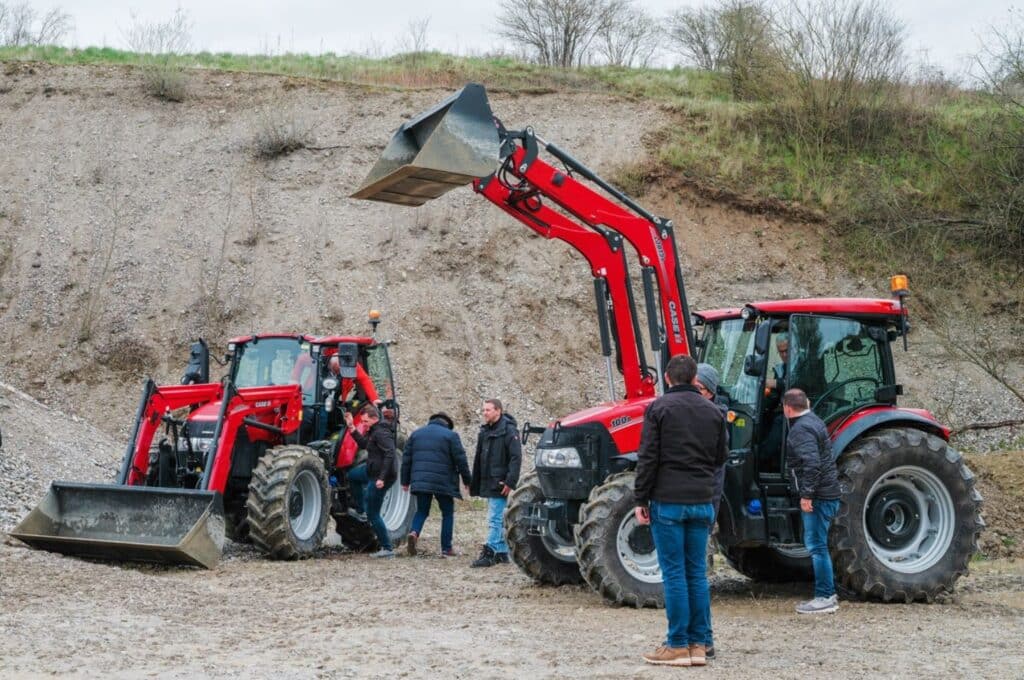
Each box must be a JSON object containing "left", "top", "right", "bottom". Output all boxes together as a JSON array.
[{"left": 125, "top": 382, "right": 303, "bottom": 492}]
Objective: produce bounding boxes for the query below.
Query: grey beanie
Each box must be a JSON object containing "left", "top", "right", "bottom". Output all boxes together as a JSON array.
[{"left": 696, "top": 363, "right": 720, "bottom": 396}]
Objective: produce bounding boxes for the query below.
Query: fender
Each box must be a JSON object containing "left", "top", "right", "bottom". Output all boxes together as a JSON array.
[{"left": 830, "top": 407, "right": 948, "bottom": 459}]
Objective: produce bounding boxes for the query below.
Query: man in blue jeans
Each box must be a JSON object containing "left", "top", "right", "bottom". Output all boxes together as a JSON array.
[
  {"left": 635, "top": 355, "right": 727, "bottom": 667},
  {"left": 469, "top": 398, "right": 521, "bottom": 568},
  {"left": 783, "top": 388, "right": 842, "bottom": 614}
]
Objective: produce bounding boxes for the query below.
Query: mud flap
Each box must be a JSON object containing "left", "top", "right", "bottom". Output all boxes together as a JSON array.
[
  {"left": 11, "top": 482, "right": 225, "bottom": 569},
  {"left": 351, "top": 83, "right": 500, "bottom": 205}
]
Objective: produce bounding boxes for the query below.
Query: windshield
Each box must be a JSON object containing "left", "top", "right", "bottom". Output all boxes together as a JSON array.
[
  {"left": 699, "top": 318, "right": 760, "bottom": 407},
  {"left": 233, "top": 338, "right": 314, "bottom": 404}
]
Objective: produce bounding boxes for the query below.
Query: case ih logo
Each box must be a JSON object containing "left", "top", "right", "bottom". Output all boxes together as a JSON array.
[
  {"left": 610, "top": 415, "right": 631, "bottom": 428},
  {"left": 253, "top": 400, "right": 271, "bottom": 408}
]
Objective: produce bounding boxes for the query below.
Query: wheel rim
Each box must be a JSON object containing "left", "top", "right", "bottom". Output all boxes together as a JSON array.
[
  {"left": 380, "top": 482, "right": 411, "bottom": 533},
  {"left": 289, "top": 469, "right": 323, "bottom": 541},
  {"left": 615, "top": 513, "right": 661, "bottom": 584},
  {"left": 863, "top": 465, "right": 955, "bottom": 574}
]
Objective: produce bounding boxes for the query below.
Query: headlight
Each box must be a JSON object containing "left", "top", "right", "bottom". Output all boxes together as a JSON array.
[
  {"left": 187, "top": 437, "right": 212, "bottom": 453},
  {"left": 536, "top": 447, "right": 582, "bottom": 468}
]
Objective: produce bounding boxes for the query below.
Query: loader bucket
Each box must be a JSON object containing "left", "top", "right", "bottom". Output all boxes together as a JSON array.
[
  {"left": 10, "top": 482, "right": 225, "bottom": 569},
  {"left": 351, "top": 83, "right": 501, "bottom": 206}
]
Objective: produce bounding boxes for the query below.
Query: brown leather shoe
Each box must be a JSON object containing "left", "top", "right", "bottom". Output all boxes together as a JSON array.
[
  {"left": 642, "top": 645, "right": 691, "bottom": 667},
  {"left": 688, "top": 643, "right": 707, "bottom": 666}
]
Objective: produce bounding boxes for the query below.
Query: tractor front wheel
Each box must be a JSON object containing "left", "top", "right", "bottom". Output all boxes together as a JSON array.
[
  {"left": 833, "top": 428, "right": 983, "bottom": 602},
  {"left": 246, "top": 445, "right": 330, "bottom": 559},
  {"left": 504, "top": 472, "right": 584, "bottom": 585},
  {"left": 575, "top": 472, "right": 664, "bottom": 608}
]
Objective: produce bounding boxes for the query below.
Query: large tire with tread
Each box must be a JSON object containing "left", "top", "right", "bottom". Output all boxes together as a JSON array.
[
  {"left": 575, "top": 472, "right": 664, "bottom": 608},
  {"left": 333, "top": 447, "right": 415, "bottom": 552},
  {"left": 246, "top": 445, "right": 330, "bottom": 559},
  {"left": 832, "top": 427, "right": 983, "bottom": 602},
  {"left": 504, "top": 472, "right": 585, "bottom": 586},
  {"left": 721, "top": 545, "right": 813, "bottom": 582}
]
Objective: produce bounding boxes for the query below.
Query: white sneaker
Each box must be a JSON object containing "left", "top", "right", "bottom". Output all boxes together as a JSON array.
[
  {"left": 796, "top": 596, "right": 839, "bottom": 614},
  {"left": 371, "top": 548, "right": 395, "bottom": 559}
]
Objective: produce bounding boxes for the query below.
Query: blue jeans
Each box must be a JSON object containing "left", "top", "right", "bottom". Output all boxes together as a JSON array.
[
  {"left": 411, "top": 492, "right": 455, "bottom": 552},
  {"left": 347, "top": 463, "right": 368, "bottom": 513},
  {"left": 486, "top": 496, "right": 508, "bottom": 553},
  {"left": 366, "top": 480, "right": 394, "bottom": 551},
  {"left": 649, "top": 501, "right": 715, "bottom": 649},
  {"left": 802, "top": 498, "right": 839, "bottom": 598}
]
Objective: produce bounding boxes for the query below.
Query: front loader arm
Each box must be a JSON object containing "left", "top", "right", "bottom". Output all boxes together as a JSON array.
[
  {"left": 502, "top": 134, "right": 695, "bottom": 368},
  {"left": 475, "top": 173, "right": 655, "bottom": 400}
]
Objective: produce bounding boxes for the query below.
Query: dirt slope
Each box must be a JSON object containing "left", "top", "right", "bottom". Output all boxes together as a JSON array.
[{"left": 1, "top": 63, "right": 1020, "bottom": 447}]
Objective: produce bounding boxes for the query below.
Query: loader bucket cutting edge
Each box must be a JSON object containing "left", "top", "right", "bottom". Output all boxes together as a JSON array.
[
  {"left": 351, "top": 83, "right": 501, "bottom": 206},
  {"left": 10, "top": 482, "right": 225, "bottom": 569}
]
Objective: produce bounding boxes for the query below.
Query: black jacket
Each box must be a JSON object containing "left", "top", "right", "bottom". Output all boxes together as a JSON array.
[
  {"left": 470, "top": 414, "right": 522, "bottom": 498},
  {"left": 785, "top": 411, "right": 841, "bottom": 500},
  {"left": 635, "top": 384, "right": 727, "bottom": 508},
  {"left": 349, "top": 420, "right": 397, "bottom": 487},
  {"left": 401, "top": 418, "right": 472, "bottom": 498}
]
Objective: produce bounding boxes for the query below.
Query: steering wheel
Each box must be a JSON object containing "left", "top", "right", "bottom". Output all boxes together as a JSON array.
[{"left": 811, "top": 378, "right": 881, "bottom": 412}]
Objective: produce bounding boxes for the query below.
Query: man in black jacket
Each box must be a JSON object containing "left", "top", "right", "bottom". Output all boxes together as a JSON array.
[
  {"left": 469, "top": 398, "right": 521, "bottom": 568},
  {"left": 783, "top": 388, "right": 842, "bottom": 614},
  {"left": 401, "top": 412, "right": 472, "bottom": 557},
  {"left": 345, "top": 404, "right": 397, "bottom": 558},
  {"left": 636, "top": 355, "right": 727, "bottom": 667}
]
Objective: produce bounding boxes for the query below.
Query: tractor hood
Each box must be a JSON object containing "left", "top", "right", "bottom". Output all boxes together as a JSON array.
[{"left": 555, "top": 397, "right": 654, "bottom": 455}]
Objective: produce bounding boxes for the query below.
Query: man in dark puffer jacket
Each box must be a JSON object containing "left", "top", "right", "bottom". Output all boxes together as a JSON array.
[
  {"left": 784, "top": 388, "right": 842, "bottom": 614},
  {"left": 401, "top": 412, "right": 472, "bottom": 557}
]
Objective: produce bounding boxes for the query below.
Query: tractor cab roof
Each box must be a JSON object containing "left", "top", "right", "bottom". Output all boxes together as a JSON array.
[
  {"left": 227, "top": 333, "right": 375, "bottom": 347},
  {"left": 693, "top": 297, "right": 906, "bottom": 324}
]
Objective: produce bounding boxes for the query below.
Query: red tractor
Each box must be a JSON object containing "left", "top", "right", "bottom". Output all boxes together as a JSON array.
[
  {"left": 13, "top": 318, "right": 415, "bottom": 567},
  {"left": 353, "top": 84, "right": 983, "bottom": 604}
]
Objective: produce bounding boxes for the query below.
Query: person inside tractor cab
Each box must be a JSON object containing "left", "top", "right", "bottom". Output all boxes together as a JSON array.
[
  {"left": 328, "top": 353, "right": 388, "bottom": 471},
  {"left": 759, "top": 332, "right": 790, "bottom": 471}
]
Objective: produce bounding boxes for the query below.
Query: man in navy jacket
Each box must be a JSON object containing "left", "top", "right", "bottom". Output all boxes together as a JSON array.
[{"left": 401, "top": 412, "right": 472, "bottom": 557}]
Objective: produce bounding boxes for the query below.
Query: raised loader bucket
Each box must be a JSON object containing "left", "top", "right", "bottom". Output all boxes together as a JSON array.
[
  {"left": 351, "top": 83, "right": 501, "bottom": 206},
  {"left": 11, "top": 482, "right": 225, "bottom": 569}
]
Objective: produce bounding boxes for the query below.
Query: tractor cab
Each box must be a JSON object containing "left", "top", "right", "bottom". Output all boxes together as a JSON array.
[{"left": 695, "top": 297, "right": 907, "bottom": 548}]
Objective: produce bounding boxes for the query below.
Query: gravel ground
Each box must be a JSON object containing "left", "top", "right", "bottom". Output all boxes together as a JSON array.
[{"left": 2, "top": 525, "right": 1023, "bottom": 679}]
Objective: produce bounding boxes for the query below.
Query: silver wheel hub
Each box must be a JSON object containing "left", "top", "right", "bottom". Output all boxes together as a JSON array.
[
  {"left": 863, "top": 465, "right": 955, "bottom": 574},
  {"left": 616, "top": 513, "right": 661, "bottom": 584},
  {"left": 380, "top": 482, "right": 411, "bottom": 533}
]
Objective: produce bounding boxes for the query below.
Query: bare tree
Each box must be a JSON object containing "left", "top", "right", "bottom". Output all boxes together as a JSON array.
[
  {"left": 495, "top": 0, "right": 625, "bottom": 68},
  {"left": 595, "top": 2, "right": 660, "bottom": 67},
  {"left": 774, "top": 0, "right": 907, "bottom": 148},
  {"left": 666, "top": 1, "right": 778, "bottom": 98},
  {"left": 0, "top": 2, "right": 72, "bottom": 46},
  {"left": 398, "top": 16, "right": 431, "bottom": 54}
]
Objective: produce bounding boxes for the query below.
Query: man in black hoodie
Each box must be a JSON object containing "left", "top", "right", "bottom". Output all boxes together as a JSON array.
[
  {"left": 635, "top": 355, "right": 727, "bottom": 667},
  {"left": 469, "top": 398, "right": 521, "bottom": 568},
  {"left": 784, "top": 388, "right": 842, "bottom": 614}
]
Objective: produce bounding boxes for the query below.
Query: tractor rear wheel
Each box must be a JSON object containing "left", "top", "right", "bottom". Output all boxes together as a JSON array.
[
  {"left": 833, "top": 428, "right": 983, "bottom": 602},
  {"left": 575, "top": 472, "right": 664, "bottom": 608},
  {"left": 246, "top": 445, "right": 329, "bottom": 559},
  {"left": 504, "top": 472, "right": 584, "bottom": 585}
]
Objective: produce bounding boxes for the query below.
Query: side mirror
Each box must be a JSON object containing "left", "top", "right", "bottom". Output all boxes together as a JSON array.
[
  {"left": 335, "top": 342, "right": 359, "bottom": 379},
  {"left": 743, "top": 354, "right": 766, "bottom": 377},
  {"left": 180, "top": 339, "right": 210, "bottom": 385},
  {"left": 753, "top": 322, "right": 771, "bottom": 356}
]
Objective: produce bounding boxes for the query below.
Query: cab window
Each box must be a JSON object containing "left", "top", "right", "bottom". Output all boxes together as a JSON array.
[{"left": 788, "top": 315, "right": 885, "bottom": 422}]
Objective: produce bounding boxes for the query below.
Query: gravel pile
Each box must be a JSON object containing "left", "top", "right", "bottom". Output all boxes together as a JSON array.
[{"left": 0, "top": 381, "right": 120, "bottom": 531}]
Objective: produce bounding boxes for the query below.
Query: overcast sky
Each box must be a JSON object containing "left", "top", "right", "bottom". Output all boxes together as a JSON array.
[{"left": 53, "top": 0, "right": 1012, "bottom": 78}]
